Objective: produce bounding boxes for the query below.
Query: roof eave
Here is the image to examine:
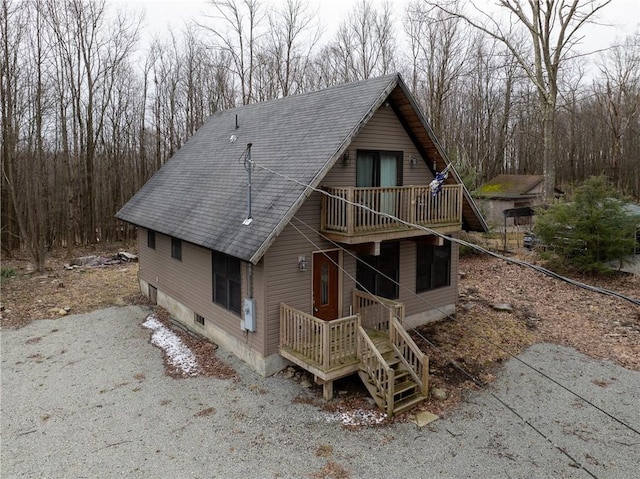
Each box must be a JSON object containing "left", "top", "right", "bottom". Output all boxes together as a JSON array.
[
  {"left": 393, "top": 77, "right": 489, "bottom": 233},
  {"left": 248, "top": 75, "right": 401, "bottom": 264}
]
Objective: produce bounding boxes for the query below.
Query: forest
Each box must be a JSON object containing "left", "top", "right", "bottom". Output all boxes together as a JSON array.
[{"left": 1, "top": 0, "right": 639, "bottom": 270}]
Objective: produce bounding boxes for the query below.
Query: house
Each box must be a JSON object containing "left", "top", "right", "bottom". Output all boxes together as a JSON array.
[
  {"left": 473, "top": 174, "right": 563, "bottom": 227},
  {"left": 116, "top": 73, "right": 487, "bottom": 415}
]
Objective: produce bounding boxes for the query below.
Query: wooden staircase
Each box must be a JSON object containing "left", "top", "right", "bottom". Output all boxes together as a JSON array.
[{"left": 357, "top": 326, "right": 428, "bottom": 417}]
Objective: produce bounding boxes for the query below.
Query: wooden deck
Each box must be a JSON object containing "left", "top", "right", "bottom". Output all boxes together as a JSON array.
[
  {"left": 321, "top": 184, "right": 463, "bottom": 243},
  {"left": 279, "top": 291, "right": 428, "bottom": 415}
]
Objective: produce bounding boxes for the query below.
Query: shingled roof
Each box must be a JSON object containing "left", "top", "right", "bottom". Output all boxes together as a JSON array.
[
  {"left": 473, "top": 174, "right": 546, "bottom": 199},
  {"left": 116, "top": 73, "right": 486, "bottom": 264}
]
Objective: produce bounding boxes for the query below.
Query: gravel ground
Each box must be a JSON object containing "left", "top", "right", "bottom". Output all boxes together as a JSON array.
[{"left": 2, "top": 306, "right": 639, "bottom": 479}]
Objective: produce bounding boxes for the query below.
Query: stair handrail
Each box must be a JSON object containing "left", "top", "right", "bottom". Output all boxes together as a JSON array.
[
  {"left": 389, "top": 317, "right": 429, "bottom": 396},
  {"left": 357, "top": 325, "right": 395, "bottom": 415}
]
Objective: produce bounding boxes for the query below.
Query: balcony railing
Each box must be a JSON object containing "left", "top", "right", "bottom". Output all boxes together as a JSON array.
[{"left": 321, "top": 184, "right": 463, "bottom": 237}]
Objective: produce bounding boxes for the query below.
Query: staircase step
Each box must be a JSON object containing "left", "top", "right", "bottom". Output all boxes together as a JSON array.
[
  {"left": 393, "top": 393, "right": 427, "bottom": 416},
  {"left": 385, "top": 356, "right": 401, "bottom": 368},
  {"left": 394, "top": 379, "right": 418, "bottom": 396}
]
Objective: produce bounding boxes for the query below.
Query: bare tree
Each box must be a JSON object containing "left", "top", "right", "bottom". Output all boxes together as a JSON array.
[
  {"left": 0, "top": 0, "right": 23, "bottom": 256},
  {"left": 405, "top": 2, "right": 469, "bottom": 134},
  {"left": 266, "top": 0, "right": 319, "bottom": 97},
  {"left": 201, "top": 0, "right": 265, "bottom": 105},
  {"left": 594, "top": 34, "right": 640, "bottom": 190},
  {"left": 430, "top": 0, "right": 613, "bottom": 201}
]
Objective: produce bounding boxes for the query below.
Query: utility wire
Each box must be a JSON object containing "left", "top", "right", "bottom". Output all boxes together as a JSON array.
[
  {"left": 250, "top": 158, "right": 640, "bottom": 436},
  {"left": 292, "top": 214, "right": 640, "bottom": 437},
  {"left": 250, "top": 160, "right": 640, "bottom": 306},
  {"left": 288, "top": 220, "right": 601, "bottom": 479}
]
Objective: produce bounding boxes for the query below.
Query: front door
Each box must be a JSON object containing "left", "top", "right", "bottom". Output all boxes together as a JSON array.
[{"left": 312, "top": 250, "right": 340, "bottom": 321}]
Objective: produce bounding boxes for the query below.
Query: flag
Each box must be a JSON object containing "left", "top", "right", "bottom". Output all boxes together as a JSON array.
[{"left": 429, "top": 165, "right": 450, "bottom": 196}]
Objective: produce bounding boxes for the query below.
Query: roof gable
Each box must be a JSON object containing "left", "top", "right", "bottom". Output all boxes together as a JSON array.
[{"left": 117, "top": 73, "right": 487, "bottom": 263}]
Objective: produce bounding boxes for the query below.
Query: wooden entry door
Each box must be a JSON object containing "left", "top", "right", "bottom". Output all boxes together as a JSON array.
[{"left": 313, "top": 250, "right": 340, "bottom": 321}]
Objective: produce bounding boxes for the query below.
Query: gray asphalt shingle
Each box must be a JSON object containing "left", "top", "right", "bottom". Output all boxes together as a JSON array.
[{"left": 116, "top": 74, "right": 398, "bottom": 263}]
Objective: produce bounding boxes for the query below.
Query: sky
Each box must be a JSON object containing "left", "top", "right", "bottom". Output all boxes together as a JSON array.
[{"left": 115, "top": 0, "right": 639, "bottom": 54}]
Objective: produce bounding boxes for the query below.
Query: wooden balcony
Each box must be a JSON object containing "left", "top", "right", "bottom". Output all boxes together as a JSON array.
[
  {"left": 280, "top": 291, "right": 428, "bottom": 415},
  {"left": 321, "top": 184, "right": 463, "bottom": 243}
]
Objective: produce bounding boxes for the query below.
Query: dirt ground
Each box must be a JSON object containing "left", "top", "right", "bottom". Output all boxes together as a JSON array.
[{"left": 2, "top": 245, "right": 638, "bottom": 418}]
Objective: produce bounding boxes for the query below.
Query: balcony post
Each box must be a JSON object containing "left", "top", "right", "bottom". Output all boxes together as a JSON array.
[
  {"left": 458, "top": 184, "right": 463, "bottom": 223},
  {"left": 320, "top": 193, "right": 327, "bottom": 231},
  {"left": 346, "top": 186, "right": 354, "bottom": 236},
  {"left": 322, "top": 321, "right": 331, "bottom": 370},
  {"left": 409, "top": 186, "right": 416, "bottom": 224}
]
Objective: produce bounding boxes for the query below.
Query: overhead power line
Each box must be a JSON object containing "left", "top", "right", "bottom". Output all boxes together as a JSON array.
[
  {"left": 288, "top": 219, "right": 603, "bottom": 479},
  {"left": 251, "top": 160, "right": 640, "bottom": 307}
]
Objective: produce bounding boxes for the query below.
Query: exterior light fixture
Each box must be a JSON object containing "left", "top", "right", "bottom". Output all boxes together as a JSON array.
[
  {"left": 298, "top": 255, "right": 307, "bottom": 271},
  {"left": 342, "top": 151, "right": 350, "bottom": 166},
  {"left": 410, "top": 156, "right": 418, "bottom": 167}
]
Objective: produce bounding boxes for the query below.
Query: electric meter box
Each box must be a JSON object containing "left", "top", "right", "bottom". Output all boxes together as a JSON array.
[{"left": 242, "top": 298, "right": 256, "bottom": 332}]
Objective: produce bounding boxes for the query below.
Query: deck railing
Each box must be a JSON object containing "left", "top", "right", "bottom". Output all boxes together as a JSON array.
[
  {"left": 322, "top": 184, "right": 462, "bottom": 235},
  {"left": 389, "top": 317, "right": 428, "bottom": 395},
  {"left": 280, "top": 304, "right": 359, "bottom": 371},
  {"left": 357, "top": 325, "right": 394, "bottom": 415},
  {"left": 353, "top": 290, "right": 405, "bottom": 332}
]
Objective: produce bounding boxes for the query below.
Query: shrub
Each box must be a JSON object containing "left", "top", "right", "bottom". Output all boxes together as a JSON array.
[
  {"left": 1, "top": 267, "right": 17, "bottom": 281},
  {"left": 534, "top": 176, "right": 638, "bottom": 274}
]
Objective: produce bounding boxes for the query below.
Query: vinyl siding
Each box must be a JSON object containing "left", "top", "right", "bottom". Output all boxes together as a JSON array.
[
  {"left": 322, "top": 106, "right": 436, "bottom": 187},
  {"left": 263, "top": 106, "right": 458, "bottom": 356},
  {"left": 398, "top": 239, "right": 458, "bottom": 317},
  {"left": 138, "top": 228, "right": 267, "bottom": 356}
]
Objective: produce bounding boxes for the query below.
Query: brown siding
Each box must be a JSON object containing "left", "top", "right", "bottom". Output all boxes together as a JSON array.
[
  {"left": 264, "top": 106, "right": 458, "bottom": 355},
  {"left": 263, "top": 193, "right": 339, "bottom": 355},
  {"left": 138, "top": 228, "right": 267, "bottom": 356},
  {"left": 398, "top": 239, "right": 458, "bottom": 317},
  {"left": 322, "top": 106, "right": 435, "bottom": 188}
]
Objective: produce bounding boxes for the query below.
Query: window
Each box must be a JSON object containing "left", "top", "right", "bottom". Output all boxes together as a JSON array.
[
  {"left": 356, "top": 150, "right": 402, "bottom": 187},
  {"left": 213, "top": 252, "right": 242, "bottom": 315},
  {"left": 171, "top": 237, "right": 182, "bottom": 260},
  {"left": 416, "top": 241, "right": 451, "bottom": 292},
  {"left": 194, "top": 313, "right": 205, "bottom": 326},
  {"left": 147, "top": 230, "right": 156, "bottom": 249},
  {"left": 356, "top": 242, "right": 399, "bottom": 299}
]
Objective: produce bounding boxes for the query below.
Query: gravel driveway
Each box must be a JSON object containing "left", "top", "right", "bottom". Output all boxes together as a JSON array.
[{"left": 2, "top": 306, "right": 639, "bottom": 478}]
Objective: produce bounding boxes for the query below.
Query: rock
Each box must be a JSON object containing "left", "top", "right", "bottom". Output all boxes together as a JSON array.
[
  {"left": 300, "top": 379, "right": 312, "bottom": 388},
  {"left": 63, "top": 306, "right": 71, "bottom": 312},
  {"left": 58, "top": 309, "right": 68, "bottom": 316},
  {"left": 459, "top": 302, "right": 476, "bottom": 311},
  {"left": 431, "top": 388, "right": 447, "bottom": 400},
  {"left": 413, "top": 410, "right": 439, "bottom": 428},
  {"left": 284, "top": 367, "right": 295, "bottom": 379},
  {"left": 458, "top": 271, "right": 466, "bottom": 278},
  {"left": 338, "top": 390, "right": 348, "bottom": 396},
  {"left": 48, "top": 308, "right": 60, "bottom": 314},
  {"left": 490, "top": 303, "right": 514, "bottom": 312}
]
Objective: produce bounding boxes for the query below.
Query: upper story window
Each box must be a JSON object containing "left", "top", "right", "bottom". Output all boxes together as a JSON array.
[
  {"left": 212, "top": 252, "right": 242, "bottom": 315},
  {"left": 416, "top": 240, "right": 451, "bottom": 292},
  {"left": 356, "top": 150, "right": 403, "bottom": 187},
  {"left": 147, "top": 229, "right": 156, "bottom": 250},
  {"left": 171, "top": 237, "right": 182, "bottom": 261}
]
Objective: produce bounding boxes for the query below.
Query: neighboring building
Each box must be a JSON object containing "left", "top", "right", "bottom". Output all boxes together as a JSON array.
[
  {"left": 473, "top": 174, "right": 563, "bottom": 228},
  {"left": 117, "top": 73, "right": 487, "bottom": 415}
]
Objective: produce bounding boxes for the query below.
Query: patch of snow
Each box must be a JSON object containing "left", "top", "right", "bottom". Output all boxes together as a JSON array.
[
  {"left": 325, "top": 409, "right": 387, "bottom": 427},
  {"left": 142, "top": 315, "right": 199, "bottom": 376}
]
